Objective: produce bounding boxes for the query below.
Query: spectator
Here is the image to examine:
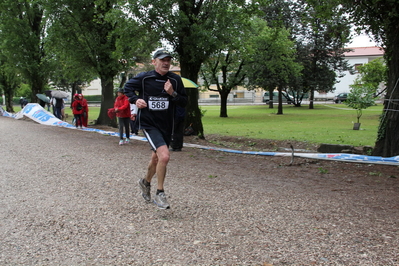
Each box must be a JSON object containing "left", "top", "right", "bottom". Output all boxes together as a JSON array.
[
  {"left": 130, "top": 103, "right": 139, "bottom": 135},
  {"left": 71, "top": 94, "right": 84, "bottom": 128},
  {"left": 170, "top": 105, "right": 185, "bottom": 151},
  {"left": 114, "top": 88, "right": 131, "bottom": 145},
  {"left": 51, "top": 97, "right": 64, "bottom": 120},
  {"left": 19, "top": 97, "right": 24, "bottom": 108},
  {"left": 80, "top": 94, "right": 89, "bottom": 127}
]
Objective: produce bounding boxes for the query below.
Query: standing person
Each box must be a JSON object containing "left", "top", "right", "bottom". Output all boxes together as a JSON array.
[
  {"left": 80, "top": 94, "right": 89, "bottom": 127},
  {"left": 71, "top": 94, "right": 84, "bottom": 128},
  {"left": 51, "top": 97, "right": 64, "bottom": 120},
  {"left": 124, "top": 49, "right": 187, "bottom": 209},
  {"left": 19, "top": 97, "right": 24, "bottom": 108},
  {"left": 130, "top": 103, "right": 139, "bottom": 135},
  {"left": 114, "top": 88, "right": 131, "bottom": 145},
  {"left": 60, "top": 98, "right": 67, "bottom": 121},
  {"left": 170, "top": 105, "right": 185, "bottom": 151}
]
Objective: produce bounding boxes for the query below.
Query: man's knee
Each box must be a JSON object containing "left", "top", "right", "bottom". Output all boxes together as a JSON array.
[{"left": 156, "top": 146, "right": 170, "bottom": 164}]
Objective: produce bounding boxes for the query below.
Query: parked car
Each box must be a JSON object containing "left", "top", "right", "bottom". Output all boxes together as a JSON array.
[
  {"left": 333, "top": 93, "right": 348, "bottom": 103},
  {"left": 263, "top": 91, "right": 293, "bottom": 104}
]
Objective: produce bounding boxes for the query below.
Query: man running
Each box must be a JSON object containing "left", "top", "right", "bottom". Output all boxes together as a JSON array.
[{"left": 124, "top": 49, "right": 187, "bottom": 209}]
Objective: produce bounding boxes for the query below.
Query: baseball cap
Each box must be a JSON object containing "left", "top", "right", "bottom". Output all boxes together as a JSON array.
[{"left": 153, "top": 49, "right": 173, "bottom": 59}]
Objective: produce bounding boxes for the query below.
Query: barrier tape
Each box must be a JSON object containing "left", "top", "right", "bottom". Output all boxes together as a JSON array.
[{"left": 2, "top": 104, "right": 399, "bottom": 166}]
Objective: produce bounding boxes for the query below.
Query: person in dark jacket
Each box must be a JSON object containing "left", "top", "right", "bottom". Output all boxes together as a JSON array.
[
  {"left": 114, "top": 88, "right": 131, "bottom": 145},
  {"left": 170, "top": 105, "right": 185, "bottom": 151},
  {"left": 124, "top": 49, "right": 187, "bottom": 209}
]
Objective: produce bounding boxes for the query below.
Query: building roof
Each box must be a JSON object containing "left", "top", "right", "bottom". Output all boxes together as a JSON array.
[{"left": 344, "top": 46, "right": 384, "bottom": 57}]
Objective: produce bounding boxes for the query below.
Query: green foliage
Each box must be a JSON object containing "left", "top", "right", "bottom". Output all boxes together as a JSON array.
[
  {"left": 245, "top": 18, "right": 301, "bottom": 89},
  {"left": 351, "top": 58, "right": 387, "bottom": 96},
  {"left": 128, "top": 0, "right": 259, "bottom": 137},
  {"left": 15, "top": 84, "right": 31, "bottom": 98},
  {"left": 318, "top": 167, "right": 329, "bottom": 174},
  {"left": 44, "top": 0, "right": 158, "bottom": 126},
  {"left": 200, "top": 16, "right": 255, "bottom": 117},
  {"left": 345, "top": 86, "right": 376, "bottom": 124},
  {"left": 345, "top": 58, "right": 385, "bottom": 124},
  {"left": 0, "top": 0, "right": 51, "bottom": 100}
]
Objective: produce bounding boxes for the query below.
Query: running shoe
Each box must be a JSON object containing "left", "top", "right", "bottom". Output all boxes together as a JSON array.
[
  {"left": 138, "top": 178, "right": 151, "bottom": 202},
  {"left": 153, "top": 192, "right": 170, "bottom": 209},
  {"left": 119, "top": 140, "right": 124, "bottom": 145},
  {"left": 124, "top": 138, "right": 130, "bottom": 144}
]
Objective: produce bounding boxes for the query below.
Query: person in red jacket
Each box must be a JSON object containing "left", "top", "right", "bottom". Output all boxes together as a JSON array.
[
  {"left": 114, "top": 88, "right": 131, "bottom": 145},
  {"left": 71, "top": 94, "right": 84, "bottom": 129},
  {"left": 80, "top": 94, "right": 89, "bottom": 127}
]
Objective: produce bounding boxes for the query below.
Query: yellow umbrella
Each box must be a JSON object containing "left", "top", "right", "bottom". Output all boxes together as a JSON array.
[{"left": 181, "top": 77, "right": 199, "bottom": 88}]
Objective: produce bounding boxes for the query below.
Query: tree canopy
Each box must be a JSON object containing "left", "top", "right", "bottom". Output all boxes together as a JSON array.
[
  {"left": 0, "top": 0, "right": 51, "bottom": 102},
  {"left": 128, "top": 0, "right": 259, "bottom": 138}
]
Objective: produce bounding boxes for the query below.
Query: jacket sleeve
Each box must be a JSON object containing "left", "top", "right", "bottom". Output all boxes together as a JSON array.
[
  {"left": 124, "top": 72, "right": 145, "bottom": 104},
  {"left": 119, "top": 98, "right": 130, "bottom": 111}
]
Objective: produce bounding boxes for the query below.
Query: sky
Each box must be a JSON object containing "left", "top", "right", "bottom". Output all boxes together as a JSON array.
[{"left": 347, "top": 34, "right": 377, "bottom": 48}]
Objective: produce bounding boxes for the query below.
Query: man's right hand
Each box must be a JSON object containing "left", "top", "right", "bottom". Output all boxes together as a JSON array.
[{"left": 136, "top": 99, "right": 147, "bottom": 109}]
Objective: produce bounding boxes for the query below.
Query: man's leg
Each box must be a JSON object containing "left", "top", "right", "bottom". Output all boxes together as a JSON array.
[
  {"left": 143, "top": 145, "right": 171, "bottom": 209},
  {"left": 153, "top": 145, "right": 170, "bottom": 190}
]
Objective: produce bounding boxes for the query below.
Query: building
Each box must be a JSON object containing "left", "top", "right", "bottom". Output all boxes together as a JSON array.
[{"left": 315, "top": 46, "right": 384, "bottom": 100}]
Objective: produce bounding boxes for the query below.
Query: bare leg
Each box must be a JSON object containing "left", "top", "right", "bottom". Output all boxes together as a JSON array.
[{"left": 145, "top": 145, "right": 170, "bottom": 190}]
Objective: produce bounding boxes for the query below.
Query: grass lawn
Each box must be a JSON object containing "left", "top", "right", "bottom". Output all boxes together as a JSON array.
[
  {"left": 200, "top": 104, "right": 382, "bottom": 147},
  {"left": 13, "top": 103, "right": 383, "bottom": 147}
]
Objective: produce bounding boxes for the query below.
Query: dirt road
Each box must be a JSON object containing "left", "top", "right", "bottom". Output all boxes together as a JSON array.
[{"left": 1, "top": 117, "right": 398, "bottom": 265}]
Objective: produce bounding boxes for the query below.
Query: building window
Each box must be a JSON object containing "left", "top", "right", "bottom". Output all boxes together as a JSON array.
[{"left": 354, "top": 64, "right": 363, "bottom": 73}]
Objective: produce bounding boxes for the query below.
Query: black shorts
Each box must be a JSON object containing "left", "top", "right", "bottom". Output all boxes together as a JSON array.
[{"left": 142, "top": 128, "right": 169, "bottom": 151}]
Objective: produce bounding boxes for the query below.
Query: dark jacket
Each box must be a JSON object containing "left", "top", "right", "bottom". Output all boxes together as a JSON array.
[{"left": 124, "top": 70, "right": 187, "bottom": 139}]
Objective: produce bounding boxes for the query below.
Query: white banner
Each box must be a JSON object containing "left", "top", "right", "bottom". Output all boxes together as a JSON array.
[{"left": 19, "top": 103, "right": 74, "bottom": 128}]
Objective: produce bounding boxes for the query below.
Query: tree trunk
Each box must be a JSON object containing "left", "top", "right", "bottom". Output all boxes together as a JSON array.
[
  {"left": 5, "top": 91, "right": 14, "bottom": 113},
  {"left": 219, "top": 90, "right": 229, "bottom": 117},
  {"left": 373, "top": 32, "right": 399, "bottom": 157},
  {"left": 30, "top": 78, "right": 44, "bottom": 105},
  {"left": 180, "top": 61, "right": 204, "bottom": 139},
  {"left": 277, "top": 87, "right": 283, "bottom": 115},
  {"left": 268, "top": 88, "right": 274, "bottom": 109},
  {"left": 96, "top": 76, "right": 117, "bottom": 127},
  {"left": 308, "top": 88, "right": 315, "bottom": 109}
]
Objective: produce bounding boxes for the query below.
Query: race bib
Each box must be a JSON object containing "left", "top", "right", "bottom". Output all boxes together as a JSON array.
[{"left": 148, "top": 96, "right": 169, "bottom": 111}]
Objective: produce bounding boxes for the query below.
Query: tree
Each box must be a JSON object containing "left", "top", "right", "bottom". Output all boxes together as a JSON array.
[
  {"left": 345, "top": 57, "right": 386, "bottom": 130},
  {"left": 129, "top": 0, "right": 258, "bottom": 138},
  {"left": 296, "top": 0, "right": 352, "bottom": 109},
  {"left": 201, "top": 51, "right": 247, "bottom": 117},
  {"left": 0, "top": 56, "right": 21, "bottom": 112},
  {"left": 0, "top": 0, "right": 52, "bottom": 103},
  {"left": 245, "top": 18, "right": 302, "bottom": 114},
  {"left": 340, "top": 1, "right": 399, "bottom": 157},
  {"left": 46, "top": 0, "right": 157, "bottom": 126},
  {"left": 259, "top": 0, "right": 352, "bottom": 108},
  {"left": 345, "top": 85, "right": 376, "bottom": 129},
  {"left": 200, "top": 16, "right": 253, "bottom": 118}
]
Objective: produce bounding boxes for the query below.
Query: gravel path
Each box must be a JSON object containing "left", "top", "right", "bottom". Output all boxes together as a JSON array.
[{"left": 1, "top": 116, "right": 399, "bottom": 265}]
